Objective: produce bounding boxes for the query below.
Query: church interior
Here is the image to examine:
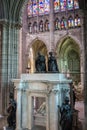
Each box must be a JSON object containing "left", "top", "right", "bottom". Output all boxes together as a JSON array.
[{"left": 0, "top": 0, "right": 87, "bottom": 130}]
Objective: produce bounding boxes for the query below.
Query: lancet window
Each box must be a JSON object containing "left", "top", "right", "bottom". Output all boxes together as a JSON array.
[
  {"left": 39, "top": 20, "right": 44, "bottom": 32},
  {"left": 68, "top": 16, "right": 74, "bottom": 28}
]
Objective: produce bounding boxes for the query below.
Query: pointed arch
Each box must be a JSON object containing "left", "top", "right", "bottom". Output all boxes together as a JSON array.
[{"left": 56, "top": 36, "right": 81, "bottom": 82}]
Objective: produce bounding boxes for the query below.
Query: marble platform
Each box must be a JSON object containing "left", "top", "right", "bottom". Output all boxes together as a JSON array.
[{"left": 13, "top": 73, "right": 72, "bottom": 130}]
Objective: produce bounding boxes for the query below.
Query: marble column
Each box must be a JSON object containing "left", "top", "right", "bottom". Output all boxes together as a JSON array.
[{"left": 49, "top": 88, "right": 59, "bottom": 130}]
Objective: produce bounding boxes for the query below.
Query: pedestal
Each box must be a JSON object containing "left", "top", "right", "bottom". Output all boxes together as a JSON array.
[{"left": 13, "top": 73, "right": 72, "bottom": 130}]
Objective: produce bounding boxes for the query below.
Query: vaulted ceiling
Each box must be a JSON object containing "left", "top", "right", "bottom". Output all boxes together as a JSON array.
[{"left": 0, "top": 0, "right": 28, "bottom": 24}]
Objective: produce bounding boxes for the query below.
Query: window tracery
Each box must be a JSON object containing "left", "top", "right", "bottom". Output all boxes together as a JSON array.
[
  {"left": 27, "top": 0, "right": 80, "bottom": 33},
  {"left": 27, "top": 0, "right": 79, "bottom": 17}
]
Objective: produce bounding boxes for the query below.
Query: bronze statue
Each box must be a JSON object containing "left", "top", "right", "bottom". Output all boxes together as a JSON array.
[
  {"left": 59, "top": 97, "right": 72, "bottom": 130},
  {"left": 7, "top": 92, "right": 16, "bottom": 129},
  {"left": 48, "top": 52, "right": 59, "bottom": 72},
  {"left": 35, "top": 52, "right": 46, "bottom": 72}
]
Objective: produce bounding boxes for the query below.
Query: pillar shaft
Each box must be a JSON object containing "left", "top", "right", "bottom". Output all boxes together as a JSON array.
[
  {"left": 0, "top": 23, "right": 19, "bottom": 114},
  {"left": 49, "top": 0, "right": 54, "bottom": 52}
]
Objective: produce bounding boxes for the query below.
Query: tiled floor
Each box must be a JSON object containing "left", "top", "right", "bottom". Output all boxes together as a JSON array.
[{"left": 0, "top": 101, "right": 85, "bottom": 130}]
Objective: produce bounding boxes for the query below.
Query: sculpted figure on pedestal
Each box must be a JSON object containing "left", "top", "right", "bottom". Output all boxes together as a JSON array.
[
  {"left": 48, "top": 52, "right": 59, "bottom": 73},
  {"left": 35, "top": 52, "right": 46, "bottom": 73},
  {"left": 7, "top": 92, "right": 16, "bottom": 129},
  {"left": 59, "top": 97, "right": 72, "bottom": 130}
]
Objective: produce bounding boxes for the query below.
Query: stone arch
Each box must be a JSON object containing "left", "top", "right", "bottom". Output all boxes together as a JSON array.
[
  {"left": 56, "top": 36, "right": 81, "bottom": 82},
  {"left": 26, "top": 38, "right": 48, "bottom": 73}
]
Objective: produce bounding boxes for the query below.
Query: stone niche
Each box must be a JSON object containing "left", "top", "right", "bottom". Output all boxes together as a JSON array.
[{"left": 13, "top": 73, "right": 72, "bottom": 130}]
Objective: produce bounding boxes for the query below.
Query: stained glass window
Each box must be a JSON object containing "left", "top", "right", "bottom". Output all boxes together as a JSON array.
[
  {"left": 54, "top": 0, "right": 60, "bottom": 11},
  {"left": 75, "top": 15, "right": 81, "bottom": 27},
  {"left": 27, "top": 0, "right": 50, "bottom": 16},
  {"left": 44, "top": 0, "right": 50, "bottom": 14},
  {"left": 39, "top": 20, "right": 44, "bottom": 32},
  {"left": 27, "top": 0, "right": 79, "bottom": 16},
  {"left": 55, "top": 18, "right": 61, "bottom": 30},
  {"left": 33, "top": 21, "right": 38, "bottom": 33},
  {"left": 68, "top": 0, "right": 73, "bottom": 9},
  {"left": 27, "top": 0, "right": 33, "bottom": 16},
  {"left": 39, "top": 0, "right": 44, "bottom": 14},
  {"left": 33, "top": 0, "right": 38, "bottom": 15},
  {"left": 60, "top": 0, "right": 66, "bottom": 11},
  {"left": 74, "top": 0, "right": 79, "bottom": 9},
  {"left": 68, "top": 16, "right": 74, "bottom": 28},
  {"left": 54, "top": 0, "right": 79, "bottom": 11},
  {"left": 61, "top": 17, "right": 67, "bottom": 29}
]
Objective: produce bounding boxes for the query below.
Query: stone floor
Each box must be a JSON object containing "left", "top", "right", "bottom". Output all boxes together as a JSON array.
[{"left": 0, "top": 101, "right": 85, "bottom": 130}]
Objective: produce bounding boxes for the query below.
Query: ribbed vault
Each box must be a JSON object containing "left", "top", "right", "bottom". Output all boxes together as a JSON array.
[{"left": 0, "top": 0, "right": 28, "bottom": 24}]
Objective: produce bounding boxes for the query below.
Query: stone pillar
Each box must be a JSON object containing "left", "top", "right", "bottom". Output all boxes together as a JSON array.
[
  {"left": 0, "top": 22, "right": 20, "bottom": 115},
  {"left": 80, "top": 13, "right": 85, "bottom": 87},
  {"left": 49, "top": 0, "right": 54, "bottom": 52},
  {"left": 0, "top": 23, "right": 9, "bottom": 114},
  {"left": 83, "top": 10, "right": 87, "bottom": 130}
]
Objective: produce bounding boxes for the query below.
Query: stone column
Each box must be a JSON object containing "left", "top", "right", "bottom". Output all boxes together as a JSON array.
[
  {"left": 0, "top": 22, "right": 20, "bottom": 115},
  {"left": 80, "top": 13, "right": 85, "bottom": 87},
  {"left": 0, "top": 23, "right": 8, "bottom": 114},
  {"left": 49, "top": 0, "right": 54, "bottom": 52},
  {"left": 83, "top": 10, "right": 87, "bottom": 130}
]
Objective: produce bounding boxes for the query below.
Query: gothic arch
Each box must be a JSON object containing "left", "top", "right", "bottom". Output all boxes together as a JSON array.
[
  {"left": 26, "top": 38, "right": 48, "bottom": 73},
  {"left": 56, "top": 36, "right": 81, "bottom": 82}
]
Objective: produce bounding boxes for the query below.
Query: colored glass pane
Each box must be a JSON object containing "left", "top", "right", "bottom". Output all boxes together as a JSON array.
[
  {"left": 60, "top": 0, "right": 66, "bottom": 11},
  {"left": 54, "top": 0, "right": 60, "bottom": 11},
  {"left": 78, "top": 17, "right": 81, "bottom": 26},
  {"left": 39, "top": 20, "right": 44, "bottom": 32},
  {"left": 27, "top": 1, "right": 33, "bottom": 16},
  {"left": 68, "top": 17, "right": 74, "bottom": 28},
  {"left": 44, "top": 0, "right": 50, "bottom": 13},
  {"left": 33, "top": 22, "right": 38, "bottom": 33},
  {"left": 75, "top": 17, "right": 78, "bottom": 26},
  {"left": 74, "top": 0, "right": 79, "bottom": 9},
  {"left": 33, "top": 0, "right": 38, "bottom": 15},
  {"left": 39, "top": 0, "right": 44, "bottom": 14},
  {"left": 68, "top": 0, "right": 73, "bottom": 9},
  {"left": 61, "top": 17, "right": 67, "bottom": 29}
]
